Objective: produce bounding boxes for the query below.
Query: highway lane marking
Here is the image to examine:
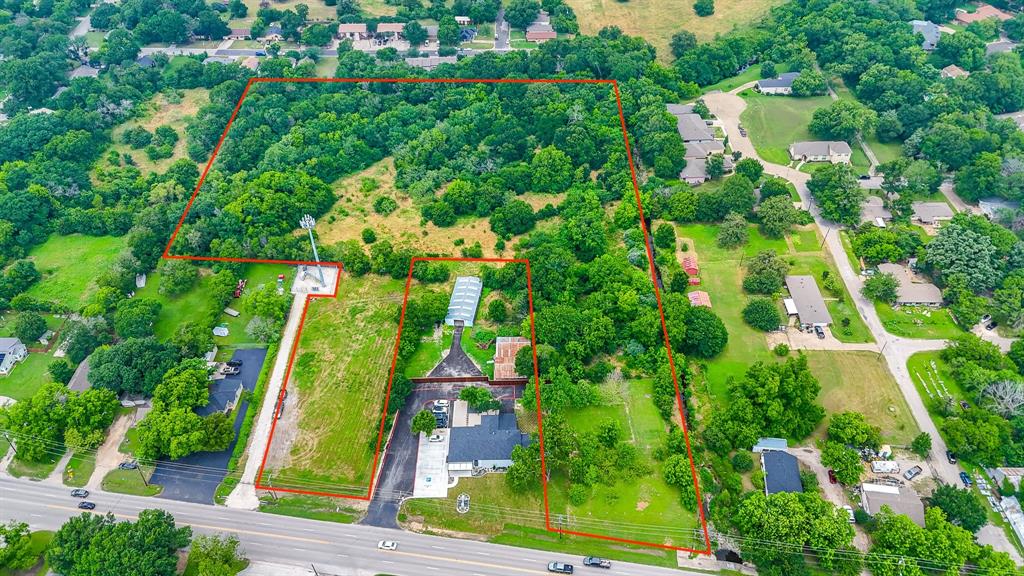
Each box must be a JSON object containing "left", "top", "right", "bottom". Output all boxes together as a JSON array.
[
  {"left": 389, "top": 549, "right": 556, "bottom": 575},
  {"left": 431, "top": 545, "right": 445, "bottom": 549},
  {"left": 41, "top": 504, "right": 332, "bottom": 545}
]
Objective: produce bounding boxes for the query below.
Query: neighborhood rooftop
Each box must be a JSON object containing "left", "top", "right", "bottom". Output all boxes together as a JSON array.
[
  {"left": 756, "top": 71, "right": 800, "bottom": 89},
  {"left": 789, "top": 141, "right": 852, "bottom": 157},
  {"left": 877, "top": 263, "right": 943, "bottom": 306},
  {"left": 445, "top": 276, "right": 483, "bottom": 327},
  {"left": 911, "top": 201, "right": 954, "bottom": 224},
  {"left": 910, "top": 20, "right": 940, "bottom": 50},
  {"left": 785, "top": 275, "right": 832, "bottom": 327},
  {"left": 861, "top": 483, "right": 925, "bottom": 526}
]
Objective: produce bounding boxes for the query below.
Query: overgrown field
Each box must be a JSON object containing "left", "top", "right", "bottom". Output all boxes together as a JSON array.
[
  {"left": 265, "top": 274, "right": 406, "bottom": 493},
  {"left": 24, "top": 234, "right": 127, "bottom": 310}
]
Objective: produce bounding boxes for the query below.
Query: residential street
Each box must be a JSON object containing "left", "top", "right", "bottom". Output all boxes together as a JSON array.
[
  {"left": 495, "top": 7, "right": 510, "bottom": 51},
  {"left": 0, "top": 477, "right": 705, "bottom": 576}
]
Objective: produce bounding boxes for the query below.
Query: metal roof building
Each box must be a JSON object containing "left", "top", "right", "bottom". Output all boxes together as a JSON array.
[
  {"left": 785, "top": 275, "right": 833, "bottom": 327},
  {"left": 445, "top": 276, "right": 483, "bottom": 327},
  {"left": 762, "top": 450, "right": 803, "bottom": 495}
]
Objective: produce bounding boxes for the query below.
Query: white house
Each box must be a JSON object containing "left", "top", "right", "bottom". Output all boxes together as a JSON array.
[
  {"left": 756, "top": 72, "right": 800, "bottom": 95},
  {"left": 789, "top": 141, "right": 852, "bottom": 164},
  {"left": 0, "top": 338, "right": 28, "bottom": 375}
]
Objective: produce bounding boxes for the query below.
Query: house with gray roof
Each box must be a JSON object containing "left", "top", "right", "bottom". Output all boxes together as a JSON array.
[
  {"left": 861, "top": 195, "right": 891, "bottom": 225},
  {"left": 910, "top": 20, "right": 940, "bottom": 51},
  {"left": 447, "top": 413, "right": 529, "bottom": 474},
  {"left": 0, "top": 338, "right": 27, "bottom": 376},
  {"left": 789, "top": 141, "right": 852, "bottom": 163},
  {"left": 69, "top": 64, "right": 99, "bottom": 79},
  {"left": 445, "top": 276, "right": 482, "bottom": 327},
  {"left": 911, "top": 201, "right": 954, "bottom": 224},
  {"left": 679, "top": 156, "right": 734, "bottom": 185},
  {"left": 861, "top": 483, "right": 925, "bottom": 526},
  {"left": 980, "top": 198, "right": 1019, "bottom": 219},
  {"left": 674, "top": 112, "right": 715, "bottom": 142},
  {"left": 877, "top": 263, "right": 943, "bottom": 306},
  {"left": 196, "top": 379, "right": 243, "bottom": 417},
  {"left": 756, "top": 72, "right": 801, "bottom": 95},
  {"left": 987, "top": 40, "right": 1017, "bottom": 56},
  {"left": 785, "top": 275, "right": 832, "bottom": 328},
  {"left": 762, "top": 450, "right": 803, "bottom": 495}
]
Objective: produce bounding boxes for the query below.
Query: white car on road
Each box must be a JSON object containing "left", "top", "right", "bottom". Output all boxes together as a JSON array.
[{"left": 377, "top": 540, "right": 398, "bottom": 551}]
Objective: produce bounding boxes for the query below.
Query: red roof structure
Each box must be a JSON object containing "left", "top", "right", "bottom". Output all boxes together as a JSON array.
[
  {"left": 687, "top": 291, "right": 712, "bottom": 308},
  {"left": 494, "top": 336, "right": 531, "bottom": 380},
  {"left": 682, "top": 256, "right": 699, "bottom": 275}
]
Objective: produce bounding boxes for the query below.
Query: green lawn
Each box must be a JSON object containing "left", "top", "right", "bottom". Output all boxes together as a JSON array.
[
  {"left": 0, "top": 531, "right": 54, "bottom": 576},
  {"left": 63, "top": 451, "right": 95, "bottom": 487},
  {"left": 0, "top": 348, "right": 58, "bottom": 401},
  {"left": 24, "top": 234, "right": 127, "bottom": 310},
  {"left": 268, "top": 273, "right": 406, "bottom": 493},
  {"left": 876, "top": 303, "right": 964, "bottom": 339},
  {"left": 135, "top": 263, "right": 293, "bottom": 347},
  {"left": 101, "top": 464, "right": 162, "bottom": 496},
  {"left": 8, "top": 450, "right": 63, "bottom": 480},
  {"left": 907, "top": 351, "right": 963, "bottom": 427},
  {"left": 701, "top": 64, "right": 766, "bottom": 94},
  {"left": 787, "top": 254, "right": 873, "bottom": 344},
  {"left": 739, "top": 90, "right": 834, "bottom": 165},
  {"left": 259, "top": 495, "right": 359, "bottom": 523},
  {"left": 808, "top": 351, "right": 919, "bottom": 445}
]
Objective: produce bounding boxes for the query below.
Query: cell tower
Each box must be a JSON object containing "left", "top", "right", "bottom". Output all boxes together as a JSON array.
[{"left": 299, "top": 214, "right": 326, "bottom": 287}]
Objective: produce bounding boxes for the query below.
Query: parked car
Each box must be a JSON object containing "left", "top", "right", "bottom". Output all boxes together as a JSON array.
[
  {"left": 547, "top": 562, "right": 574, "bottom": 574},
  {"left": 960, "top": 472, "right": 973, "bottom": 487},
  {"left": 959, "top": 400, "right": 970, "bottom": 410},
  {"left": 739, "top": 128, "right": 747, "bottom": 137},
  {"left": 980, "top": 314, "right": 992, "bottom": 324},
  {"left": 827, "top": 469, "right": 838, "bottom": 484},
  {"left": 946, "top": 451, "right": 957, "bottom": 464},
  {"left": 582, "top": 557, "right": 611, "bottom": 568},
  {"left": 986, "top": 321, "right": 998, "bottom": 331},
  {"left": 842, "top": 505, "right": 855, "bottom": 523},
  {"left": 377, "top": 540, "right": 398, "bottom": 551},
  {"left": 432, "top": 404, "right": 448, "bottom": 414},
  {"left": 118, "top": 461, "right": 138, "bottom": 470},
  {"left": 221, "top": 365, "right": 240, "bottom": 375},
  {"left": 226, "top": 359, "right": 243, "bottom": 367},
  {"left": 428, "top": 434, "right": 444, "bottom": 442},
  {"left": 903, "top": 466, "right": 923, "bottom": 481},
  {"left": 814, "top": 325, "right": 826, "bottom": 339},
  {"left": 70, "top": 489, "right": 89, "bottom": 498},
  {"left": 255, "top": 50, "right": 267, "bottom": 56},
  {"left": 78, "top": 501, "right": 96, "bottom": 510}
]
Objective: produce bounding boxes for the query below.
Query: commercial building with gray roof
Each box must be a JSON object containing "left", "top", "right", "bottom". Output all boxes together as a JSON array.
[
  {"left": 445, "top": 276, "right": 483, "bottom": 327},
  {"left": 447, "top": 413, "right": 529, "bottom": 472}
]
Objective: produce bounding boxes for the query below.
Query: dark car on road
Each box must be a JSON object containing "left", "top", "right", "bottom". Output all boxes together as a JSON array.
[
  {"left": 960, "top": 471, "right": 973, "bottom": 487},
  {"left": 226, "top": 359, "right": 243, "bottom": 368},
  {"left": 548, "top": 562, "right": 574, "bottom": 574},
  {"left": 828, "top": 469, "right": 838, "bottom": 484},
  {"left": 583, "top": 557, "right": 611, "bottom": 568},
  {"left": 78, "top": 501, "right": 96, "bottom": 510},
  {"left": 946, "top": 451, "right": 957, "bottom": 464},
  {"left": 118, "top": 461, "right": 138, "bottom": 470},
  {"left": 70, "top": 489, "right": 89, "bottom": 498}
]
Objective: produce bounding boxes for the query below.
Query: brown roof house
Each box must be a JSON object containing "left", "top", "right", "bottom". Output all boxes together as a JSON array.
[
  {"left": 526, "top": 21, "right": 556, "bottom": 42},
  {"left": 941, "top": 64, "right": 970, "bottom": 79},
  {"left": 337, "top": 22, "right": 368, "bottom": 40},
  {"left": 377, "top": 22, "right": 406, "bottom": 37},
  {"left": 955, "top": 4, "right": 1012, "bottom": 25}
]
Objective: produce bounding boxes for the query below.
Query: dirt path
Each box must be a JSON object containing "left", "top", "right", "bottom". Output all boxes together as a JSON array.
[{"left": 86, "top": 410, "right": 135, "bottom": 490}]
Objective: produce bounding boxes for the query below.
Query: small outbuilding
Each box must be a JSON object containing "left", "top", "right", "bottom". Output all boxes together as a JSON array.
[
  {"left": 494, "top": 336, "right": 531, "bottom": 380},
  {"left": 445, "top": 276, "right": 483, "bottom": 327},
  {"left": 687, "top": 290, "right": 711, "bottom": 308},
  {"left": 682, "top": 256, "right": 699, "bottom": 276}
]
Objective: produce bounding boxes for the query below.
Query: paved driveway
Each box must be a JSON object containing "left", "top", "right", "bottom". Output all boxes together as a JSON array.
[{"left": 151, "top": 348, "right": 268, "bottom": 505}]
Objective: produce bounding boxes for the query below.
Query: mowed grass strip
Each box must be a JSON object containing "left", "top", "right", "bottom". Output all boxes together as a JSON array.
[
  {"left": 279, "top": 274, "right": 406, "bottom": 487},
  {"left": 24, "top": 234, "right": 127, "bottom": 310},
  {"left": 808, "top": 350, "right": 919, "bottom": 445}
]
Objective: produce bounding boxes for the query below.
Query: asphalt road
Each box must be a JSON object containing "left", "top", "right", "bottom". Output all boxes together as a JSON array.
[{"left": 0, "top": 477, "right": 703, "bottom": 576}]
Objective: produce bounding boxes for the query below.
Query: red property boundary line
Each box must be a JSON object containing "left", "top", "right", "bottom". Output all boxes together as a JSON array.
[{"left": 159, "top": 77, "right": 711, "bottom": 555}]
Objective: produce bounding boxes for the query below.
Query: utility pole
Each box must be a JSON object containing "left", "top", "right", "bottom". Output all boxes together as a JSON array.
[
  {"left": 300, "top": 214, "right": 326, "bottom": 287},
  {"left": 136, "top": 465, "right": 148, "bottom": 487},
  {"left": 2, "top": 431, "right": 16, "bottom": 455}
]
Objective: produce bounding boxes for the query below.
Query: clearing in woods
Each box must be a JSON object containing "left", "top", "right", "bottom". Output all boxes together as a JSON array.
[
  {"left": 319, "top": 158, "right": 562, "bottom": 258},
  {"left": 563, "top": 0, "right": 785, "bottom": 61},
  {"left": 262, "top": 273, "right": 407, "bottom": 495},
  {"left": 107, "top": 88, "right": 208, "bottom": 175}
]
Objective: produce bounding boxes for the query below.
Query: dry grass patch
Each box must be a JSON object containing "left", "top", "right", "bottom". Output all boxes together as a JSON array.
[
  {"left": 563, "top": 0, "right": 783, "bottom": 61},
  {"left": 108, "top": 89, "right": 208, "bottom": 174},
  {"left": 320, "top": 158, "right": 561, "bottom": 257}
]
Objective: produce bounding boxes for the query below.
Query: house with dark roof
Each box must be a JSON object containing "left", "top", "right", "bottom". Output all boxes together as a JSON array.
[
  {"left": 756, "top": 72, "right": 801, "bottom": 95},
  {"left": 762, "top": 450, "right": 803, "bottom": 495},
  {"left": 911, "top": 201, "right": 954, "bottom": 224},
  {"left": 196, "top": 378, "right": 243, "bottom": 417},
  {"left": 861, "top": 483, "right": 925, "bottom": 526},
  {"left": 447, "top": 413, "right": 529, "bottom": 474},
  {"left": 0, "top": 338, "right": 27, "bottom": 375},
  {"left": 526, "top": 22, "right": 556, "bottom": 42},
  {"left": 135, "top": 55, "right": 156, "bottom": 69},
  {"left": 789, "top": 141, "right": 852, "bottom": 163}
]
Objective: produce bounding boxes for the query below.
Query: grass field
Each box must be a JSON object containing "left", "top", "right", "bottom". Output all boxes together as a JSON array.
[
  {"left": 101, "top": 464, "right": 162, "bottom": 496},
  {"left": 24, "top": 234, "right": 127, "bottom": 310},
  {"left": 0, "top": 531, "right": 53, "bottom": 576},
  {"left": 907, "top": 351, "right": 963, "bottom": 429},
  {"left": 63, "top": 451, "right": 95, "bottom": 487},
  {"left": 8, "top": 451, "right": 62, "bottom": 480},
  {"left": 808, "top": 351, "right": 919, "bottom": 445},
  {"left": 108, "top": 89, "right": 208, "bottom": 175},
  {"left": 266, "top": 273, "right": 406, "bottom": 493},
  {"left": 876, "top": 303, "right": 964, "bottom": 339},
  {"left": 135, "top": 263, "right": 293, "bottom": 347},
  {"left": 739, "top": 91, "right": 834, "bottom": 165},
  {"left": 701, "top": 64, "right": 765, "bottom": 94},
  {"left": 547, "top": 378, "right": 699, "bottom": 546},
  {"left": 260, "top": 495, "right": 360, "bottom": 523},
  {"left": 0, "top": 346, "right": 58, "bottom": 402},
  {"left": 564, "top": 0, "right": 783, "bottom": 61}
]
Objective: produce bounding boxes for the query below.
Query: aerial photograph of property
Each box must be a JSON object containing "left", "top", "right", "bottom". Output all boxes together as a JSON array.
[{"left": 3, "top": 0, "right": 1024, "bottom": 574}]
